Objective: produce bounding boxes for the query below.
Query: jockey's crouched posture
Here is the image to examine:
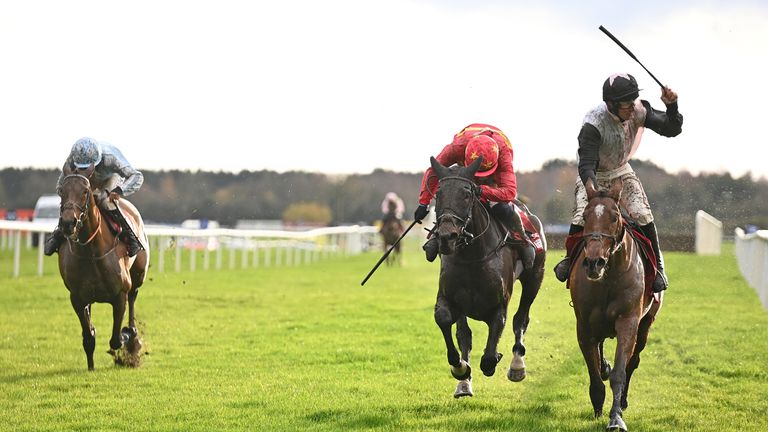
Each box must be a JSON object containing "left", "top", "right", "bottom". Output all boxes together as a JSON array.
[
  {"left": 44, "top": 137, "right": 145, "bottom": 257},
  {"left": 553, "top": 73, "right": 683, "bottom": 292},
  {"left": 414, "top": 124, "right": 535, "bottom": 269}
]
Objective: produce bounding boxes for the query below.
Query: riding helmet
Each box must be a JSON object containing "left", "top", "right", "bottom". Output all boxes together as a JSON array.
[
  {"left": 465, "top": 134, "right": 499, "bottom": 178},
  {"left": 602, "top": 73, "right": 640, "bottom": 102},
  {"left": 71, "top": 137, "right": 102, "bottom": 169}
]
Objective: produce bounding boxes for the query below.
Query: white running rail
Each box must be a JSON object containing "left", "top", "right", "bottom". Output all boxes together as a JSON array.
[
  {"left": 0, "top": 220, "right": 378, "bottom": 278},
  {"left": 734, "top": 227, "right": 768, "bottom": 310}
]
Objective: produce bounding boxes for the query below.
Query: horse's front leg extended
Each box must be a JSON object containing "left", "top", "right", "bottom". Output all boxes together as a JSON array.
[
  {"left": 454, "top": 316, "right": 474, "bottom": 398},
  {"left": 577, "top": 323, "right": 605, "bottom": 418},
  {"left": 71, "top": 298, "right": 96, "bottom": 371},
  {"left": 434, "top": 296, "right": 469, "bottom": 379},
  {"left": 109, "top": 292, "right": 128, "bottom": 350},
  {"left": 480, "top": 306, "right": 506, "bottom": 377},
  {"left": 607, "top": 315, "right": 639, "bottom": 432}
]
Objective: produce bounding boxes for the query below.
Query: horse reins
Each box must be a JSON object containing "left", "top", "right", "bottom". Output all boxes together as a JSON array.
[
  {"left": 435, "top": 176, "right": 491, "bottom": 249},
  {"left": 61, "top": 174, "right": 102, "bottom": 246}
]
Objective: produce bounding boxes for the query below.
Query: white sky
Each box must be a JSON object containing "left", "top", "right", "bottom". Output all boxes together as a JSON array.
[{"left": 1, "top": 0, "right": 767, "bottom": 179}]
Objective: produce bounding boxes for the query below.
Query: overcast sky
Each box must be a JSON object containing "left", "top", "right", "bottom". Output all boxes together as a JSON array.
[{"left": 1, "top": 0, "right": 766, "bottom": 179}]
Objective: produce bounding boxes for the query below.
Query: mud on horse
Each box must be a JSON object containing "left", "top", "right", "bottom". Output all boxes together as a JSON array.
[
  {"left": 57, "top": 163, "right": 150, "bottom": 370},
  {"left": 569, "top": 179, "right": 662, "bottom": 431},
  {"left": 429, "top": 156, "right": 546, "bottom": 398}
]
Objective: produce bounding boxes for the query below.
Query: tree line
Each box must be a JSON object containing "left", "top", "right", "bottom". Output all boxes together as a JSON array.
[{"left": 1, "top": 161, "right": 765, "bottom": 235}]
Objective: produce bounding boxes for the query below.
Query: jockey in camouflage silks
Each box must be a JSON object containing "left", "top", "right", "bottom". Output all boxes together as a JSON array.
[
  {"left": 553, "top": 73, "right": 683, "bottom": 292},
  {"left": 45, "top": 137, "right": 145, "bottom": 257}
]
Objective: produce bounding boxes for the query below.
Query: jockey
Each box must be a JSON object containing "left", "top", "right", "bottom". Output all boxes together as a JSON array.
[
  {"left": 380, "top": 192, "right": 405, "bottom": 231},
  {"left": 553, "top": 73, "right": 683, "bottom": 292},
  {"left": 44, "top": 137, "right": 145, "bottom": 257},
  {"left": 414, "top": 123, "right": 535, "bottom": 269}
]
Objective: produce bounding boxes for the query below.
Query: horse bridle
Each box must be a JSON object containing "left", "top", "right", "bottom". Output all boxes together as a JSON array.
[
  {"left": 583, "top": 196, "right": 624, "bottom": 256},
  {"left": 435, "top": 176, "right": 490, "bottom": 249},
  {"left": 60, "top": 174, "right": 101, "bottom": 245}
]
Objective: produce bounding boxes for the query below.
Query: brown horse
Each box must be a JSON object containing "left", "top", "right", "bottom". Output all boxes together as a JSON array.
[
  {"left": 569, "top": 179, "right": 662, "bottom": 431},
  {"left": 380, "top": 202, "right": 405, "bottom": 266},
  {"left": 57, "top": 164, "right": 150, "bottom": 370},
  {"left": 429, "top": 156, "right": 546, "bottom": 398}
]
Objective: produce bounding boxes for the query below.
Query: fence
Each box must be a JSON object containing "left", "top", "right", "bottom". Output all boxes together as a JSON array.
[
  {"left": 734, "top": 227, "right": 768, "bottom": 310},
  {"left": 0, "top": 220, "right": 378, "bottom": 278},
  {"left": 695, "top": 210, "right": 722, "bottom": 255}
]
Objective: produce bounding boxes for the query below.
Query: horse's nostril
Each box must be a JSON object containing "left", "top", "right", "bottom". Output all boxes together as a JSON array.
[{"left": 597, "top": 258, "right": 607, "bottom": 268}]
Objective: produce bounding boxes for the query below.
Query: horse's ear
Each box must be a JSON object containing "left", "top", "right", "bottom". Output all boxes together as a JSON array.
[
  {"left": 429, "top": 156, "right": 450, "bottom": 179},
  {"left": 62, "top": 161, "right": 73, "bottom": 176},
  {"left": 609, "top": 178, "right": 623, "bottom": 200},
  {"left": 585, "top": 178, "right": 598, "bottom": 199},
  {"left": 464, "top": 155, "right": 483, "bottom": 178}
]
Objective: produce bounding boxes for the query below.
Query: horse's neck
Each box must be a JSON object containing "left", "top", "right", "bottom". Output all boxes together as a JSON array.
[
  {"left": 609, "top": 227, "right": 635, "bottom": 272},
  {"left": 77, "top": 199, "right": 113, "bottom": 254},
  {"left": 458, "top": 205, "right": 501, "bottom": 258}
]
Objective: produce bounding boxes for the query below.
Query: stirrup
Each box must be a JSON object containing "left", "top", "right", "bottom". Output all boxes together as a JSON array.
[
  {"left": 553, "top": 257, "right": 571, "bottom": 282},
  {"left": 423, "top": 237, "right": 439, "bottom": 262}
]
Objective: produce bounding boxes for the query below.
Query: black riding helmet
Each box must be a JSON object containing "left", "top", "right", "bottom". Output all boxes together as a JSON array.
[{"left": 602, "top": 73, "right": 640, "bottom": 102}]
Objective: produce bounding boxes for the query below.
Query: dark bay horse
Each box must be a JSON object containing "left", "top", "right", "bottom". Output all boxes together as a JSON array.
[
  {"left": 569, "top": 179, "right": 662, "bottom": 431},
  {"left": 429, "top": 156, "right": 546, "bottom": 398},
  {"left": 57, "top": 164, "right": 149, "bottom": 370},
  {"left": 380, "top": 202, "right": 405, "bottom": 266}
]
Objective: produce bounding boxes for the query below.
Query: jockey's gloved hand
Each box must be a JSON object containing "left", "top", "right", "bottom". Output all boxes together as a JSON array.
[{"left": 414, "top": 204, "right": 429, "bottom": 223}]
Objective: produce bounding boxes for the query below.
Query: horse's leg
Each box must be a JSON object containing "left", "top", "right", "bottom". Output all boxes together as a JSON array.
[
  {"left": 508, "top": 265, "right": 543, "bottom": 382},
  {"left": 577, "top": 323, "right": 606, "bottom": 418},
  {"left": 434, "top": 296, "right": 469, "bottom": 380},
  {"left": 607, "top": 315, "right": 640, "bottom": 431},
  {"left": 599, "top": 340, "right": 612, "bottom": 381},
  {"left": 454, "top": 316, "right": 473, "bottom": 398},
  {"left": 621, "top": 301, "right": 660, "bottom": 410},
  {"left": 109, "top": 291, "right": 129, "bottom": 350},
  {"left": 480, "top": 305, "right": 506, "bottom": 377},
  {"left": 71, "top": 297, "right": 96, "bottom": 371}
]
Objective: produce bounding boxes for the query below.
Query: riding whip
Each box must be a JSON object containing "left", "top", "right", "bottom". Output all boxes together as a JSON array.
[
  {"left": 599, "top": 25, "right": 664, "bottom": 88},
  {"left": 361, "top": 219, "right": 419, "bottom": 286}
]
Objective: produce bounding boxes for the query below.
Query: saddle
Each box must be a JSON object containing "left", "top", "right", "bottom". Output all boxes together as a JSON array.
[
  {"left": 565, "top": 220, "right": 660, "bottom": 303},
  {"left": 496, "top": 201, "right": 545, "bottom": 254}
]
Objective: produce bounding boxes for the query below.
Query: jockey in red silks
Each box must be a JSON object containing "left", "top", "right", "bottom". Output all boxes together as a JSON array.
[{"left": 413, "top": 123, "right": 535, "bottom": 269}]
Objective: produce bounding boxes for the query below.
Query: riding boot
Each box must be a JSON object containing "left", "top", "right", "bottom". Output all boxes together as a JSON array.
[
  {"left": 109, "top": 209, "right": 143, "bottom": 258},
  {"left": 422, "top": 236, "right": 439, "bottom": 262},
  {"left": 553, "top": 224, "right": 584, "bottom": 282},
  {"left": 44, "top": 225, "right": 66, "bottom": 256},
  {"left": 640, "top": 222, "right": 668, "bottom": 292},
  {"left": 493, "top": 203, "right": 535, "bottom": 270}
]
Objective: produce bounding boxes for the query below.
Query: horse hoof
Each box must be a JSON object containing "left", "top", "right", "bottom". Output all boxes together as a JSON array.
[
  {"left": 453, "top": 379, "right": 473, "bottom": 398},
  {"left": 607, "top": 415, "right": 627, "bottom": 431},
  {"left": 507, "top": 367, "right": 526, "bottom": 382},
  {"left": 450, "top": 360, "right": 471, "bottom": 380},
  {"left": 480, "top": 354, "right": 500, "bottom": 377}
]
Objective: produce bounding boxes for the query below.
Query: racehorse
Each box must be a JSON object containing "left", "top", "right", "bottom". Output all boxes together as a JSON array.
[
  {"left": 569, "top": 179, "right": 662, "bottom": 431},
  {"left": 380, "top": 200, "right": 405, "bottom": 266},
  {"left": 429, "top": 156, "right": 546, "bottom": 398},
  {"left": 57, "top": 163, "right": 150, "bottom": 370}
]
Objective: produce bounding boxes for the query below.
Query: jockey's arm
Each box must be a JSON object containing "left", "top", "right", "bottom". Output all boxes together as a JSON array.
[
  {"left": 478, "top": 148, "right": 517, "bottom": 202},
  {"left": 642, "top": 100, "right": 683, "bottom": 137},
  {"left": 577, "top": 123, "right": 600, "bottom": 187}
]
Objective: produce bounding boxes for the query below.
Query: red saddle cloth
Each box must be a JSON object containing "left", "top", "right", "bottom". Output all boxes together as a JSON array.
[
  {"left": 565, "top": 222, "right": 660, "bottom": 303},
  {"left": 515, "top": 206, "right": 545, "bottom": 253},
  {"left": 101, "top": 209, "right": 122, "bottom": 236}
]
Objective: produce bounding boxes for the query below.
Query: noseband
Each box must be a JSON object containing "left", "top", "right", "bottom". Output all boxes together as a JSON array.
[
  {"left": 61, "top": 174, "right": 100, "bottom": 245},
  {"left": 435, "top": 176, "right": 489, "bottom": 249},
  {"left": 583, "top": 197, "right": 624, "bottom": 256}
]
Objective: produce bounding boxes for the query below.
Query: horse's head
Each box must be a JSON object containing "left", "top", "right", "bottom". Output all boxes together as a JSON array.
[
  {"left": 582, "top": 179, "right": 624, "bottom": 281},
  {"left": 430, "top": 156, "right": 483, "bottom": 256},
  {"left": 58, "top": 163, "right": 96, "bottom": 239}
]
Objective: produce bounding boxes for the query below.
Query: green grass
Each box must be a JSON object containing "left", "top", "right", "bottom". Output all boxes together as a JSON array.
[{"left": 0, "top": 242, "right": 766, "bottom": 431}]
